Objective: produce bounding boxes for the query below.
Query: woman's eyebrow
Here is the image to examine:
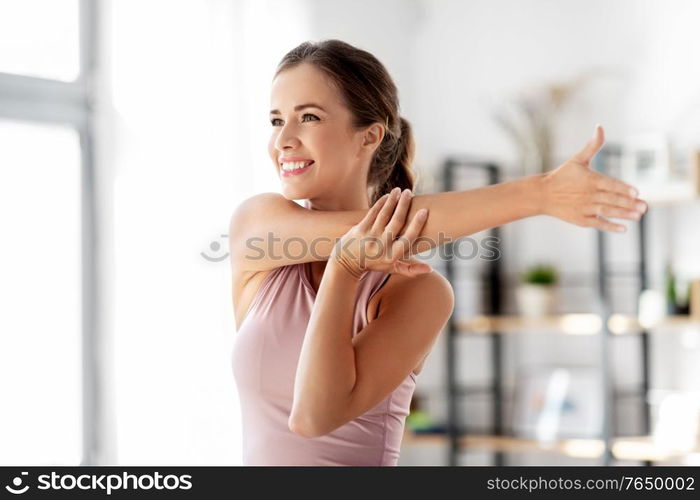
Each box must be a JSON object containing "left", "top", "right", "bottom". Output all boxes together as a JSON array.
[{"left": 270, "top": 103, "right": 327, "bottom": 115}]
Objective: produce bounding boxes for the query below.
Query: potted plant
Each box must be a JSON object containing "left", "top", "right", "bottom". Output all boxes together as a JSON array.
[{"left": 516, "top": 264, "right": 559, "bottom": 317}]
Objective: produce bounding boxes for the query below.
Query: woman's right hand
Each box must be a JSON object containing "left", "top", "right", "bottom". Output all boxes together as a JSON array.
[
  {"left": 540, "top": 125, "right": 647, "bottom": 233},
  {"left": 330, "top": 187, "right": 432, "bottom": 278}
]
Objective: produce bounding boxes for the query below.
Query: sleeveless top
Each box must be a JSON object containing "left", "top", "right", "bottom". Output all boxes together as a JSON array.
[{"left": 231, "top": 261, "right": 417, "bottom": 466}]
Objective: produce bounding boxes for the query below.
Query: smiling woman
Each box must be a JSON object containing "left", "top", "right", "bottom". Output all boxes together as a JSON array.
[
  {"left": 264, "top": 52, "right": 413, "bottom": 209},
  {"left": 228, "top": 39, "right": 647, "bottom": 466}
]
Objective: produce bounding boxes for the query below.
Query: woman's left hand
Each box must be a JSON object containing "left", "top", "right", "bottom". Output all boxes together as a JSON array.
[
  {"left": 541, "top": 125, "right": 648, "bottom": 233},
  {"left": 330, "top": 187, "right": 432, "bottom": 279}
]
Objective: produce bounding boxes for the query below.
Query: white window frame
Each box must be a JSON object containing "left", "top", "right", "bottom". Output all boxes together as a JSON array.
[{"left": 0, "top": 0, "right": 101, "bottom": 465}]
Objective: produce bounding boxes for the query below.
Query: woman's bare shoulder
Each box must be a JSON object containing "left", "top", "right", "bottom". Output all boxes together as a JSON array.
[
  {"left": 369, "top": 269, "right": 454, "bottom": 321},
  {"left": 390, "top": 270, "right": 453, "bottom": 302}
]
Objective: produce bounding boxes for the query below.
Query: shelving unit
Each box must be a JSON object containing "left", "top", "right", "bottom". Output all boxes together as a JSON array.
[
  {"left": 595, "top": 144, "right": 650, "bottom": 464},
  {"left": 437, "top": 155, "right": 652, "bottom": 466},
  {"left": 442, "top": 159, "right": 505, "bottom": 466},
  {"left": 402, "top": 149, "right": 700, "bottom": 466}
]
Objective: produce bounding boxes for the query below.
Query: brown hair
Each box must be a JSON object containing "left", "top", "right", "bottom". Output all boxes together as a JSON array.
[{"left": 274, "top": 39, "right": 417, "bottom": 205}]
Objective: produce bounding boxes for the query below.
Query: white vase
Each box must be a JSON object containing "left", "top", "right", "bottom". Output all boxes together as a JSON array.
[{"left": 516, "top": 284, "right": 557, "bottom": 317}]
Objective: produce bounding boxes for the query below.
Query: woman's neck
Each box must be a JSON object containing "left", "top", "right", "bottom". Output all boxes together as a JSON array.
[{"left": 303, "top": 192, "right": 370, "bottom": 212}]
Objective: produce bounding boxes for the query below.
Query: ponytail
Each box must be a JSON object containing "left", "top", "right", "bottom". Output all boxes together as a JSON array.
[{"left": 368, "top": 116, "right": 417, "bottom": 205}]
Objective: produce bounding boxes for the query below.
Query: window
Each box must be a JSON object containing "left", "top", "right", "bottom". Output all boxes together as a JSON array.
[
  {"left": 0, "top": 0, "right": 80, "bottom": 81},
  {"left": 0, "top": 120, "right": 82, "bottom": 465},
  {"left": 0, "top": 0, "right": 93, "bottom": 465}
]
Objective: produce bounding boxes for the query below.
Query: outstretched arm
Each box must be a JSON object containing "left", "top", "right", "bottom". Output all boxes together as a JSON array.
[{"left": 229, "top": 125, "right": 646, "bottom": 272}]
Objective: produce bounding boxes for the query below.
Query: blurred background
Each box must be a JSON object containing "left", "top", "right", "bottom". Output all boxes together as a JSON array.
[{"left": 1, "top": 0, "right": 700, "bottom": 466}]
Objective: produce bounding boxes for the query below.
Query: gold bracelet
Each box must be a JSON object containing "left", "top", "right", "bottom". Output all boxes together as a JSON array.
[{"left": 333, "top": 251, "right": 366, "bottom": 281}]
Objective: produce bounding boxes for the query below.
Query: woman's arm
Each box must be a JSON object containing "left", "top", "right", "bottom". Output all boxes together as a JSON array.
[
  {"left": 230, "top": 126, "right": 646, "bottom": 271},
  {"left": 288, "top": 263, "right": 453, "bottom": 437},
  {"left": 288, "top": 191, "right": 453, "bottom": 437}
]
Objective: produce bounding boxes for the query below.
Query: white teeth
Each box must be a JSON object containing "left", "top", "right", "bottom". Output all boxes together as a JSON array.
[{"left": 281, "top": 161, "right": 313, "bottom": 171}]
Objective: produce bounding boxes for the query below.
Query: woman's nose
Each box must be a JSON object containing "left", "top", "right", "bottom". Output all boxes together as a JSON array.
[{"left": 275, "top": 123, "right": 301, "bottom": 150}]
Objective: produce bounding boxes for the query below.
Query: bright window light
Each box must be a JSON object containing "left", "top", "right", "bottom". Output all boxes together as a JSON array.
[
  {"left": 0, "top": 0, "right": 80, "bottom": 81},
  {"left": 0, "top": 119, "right": 82, "bottom": 465}
]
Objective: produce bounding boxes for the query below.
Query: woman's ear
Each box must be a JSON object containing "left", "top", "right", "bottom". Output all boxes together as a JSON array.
[{"left": 362, "top": 122, "right": 385, "bottom": 150}]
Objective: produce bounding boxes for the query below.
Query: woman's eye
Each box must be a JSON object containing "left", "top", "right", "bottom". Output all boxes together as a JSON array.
[{"left": 270, "top": 114, "right": 319, "bottom": 126}]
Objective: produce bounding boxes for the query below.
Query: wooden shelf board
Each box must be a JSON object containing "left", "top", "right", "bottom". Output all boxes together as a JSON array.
[
  {"left": 457, "top": 314, "right": 603, "bottom": 335},
  {"left": 455, "top": 314, "right": 700, "bottom": 335},
  {"left": 402, "top": 432, "right": 700, "bottom": 462}
]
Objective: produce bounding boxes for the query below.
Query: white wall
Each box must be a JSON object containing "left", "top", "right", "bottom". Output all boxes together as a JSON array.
[{"left": 408, "top": 0, "right": 700, "bottom": 170}]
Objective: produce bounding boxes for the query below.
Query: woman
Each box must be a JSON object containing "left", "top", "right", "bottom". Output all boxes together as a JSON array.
[{"left": 228, "top": 39, "right": 647, "bottom": 466}]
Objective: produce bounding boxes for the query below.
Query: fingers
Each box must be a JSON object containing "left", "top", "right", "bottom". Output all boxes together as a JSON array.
[
  {"left": 591, "top": 191, "right": 646, "bottom": 213},
  {"left": 595, "top": 172, "right": 639, "bottom": 198},
  {"left": 358, "top": 192, "right": 390, "bottom": 232},
  {"left": 585, "top": 204, "right": 642, "bottom": 221},
  {"left": 583, "top": 215, "right": 627, "bottom": 233},
  {"left": 394, "top": 257, "right": 432, "bottom": 276},
  {"left": 392, "top": 207, "right": 428, "bottom": 258},
  {"left": 384, "top": 188, "right": 414, "bottom": 241},
  {"left": 371, "top": 187, "right": 402, "bottom": 233},
  {"left": 366, "top": 187, "right": 429, "bottom": 265},
  {"left": 586, "top": 191, "right": 648, "bottom": 221},
  {"left": 573, "top": 125, "right": 605, "bottom": 165}
]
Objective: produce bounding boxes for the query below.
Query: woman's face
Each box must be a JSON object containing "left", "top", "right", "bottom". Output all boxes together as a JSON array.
[{"left": 268, "top": 62, "right": 384, "bottom": 210}]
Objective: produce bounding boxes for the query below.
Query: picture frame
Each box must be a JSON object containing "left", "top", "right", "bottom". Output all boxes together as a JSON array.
[
  {"left": 619, "top": 133, "right": 672, "bottom": 185},
  {"left": 648, "top": 389, "right": 700, "bottom": 451},
  {"left": 512, "top": 365, "right": 603, "bottom": 441}
]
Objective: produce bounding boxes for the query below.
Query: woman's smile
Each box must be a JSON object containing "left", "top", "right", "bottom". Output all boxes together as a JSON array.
[{"left": 281, "top": 160, "right": 315, "bottom": 177}]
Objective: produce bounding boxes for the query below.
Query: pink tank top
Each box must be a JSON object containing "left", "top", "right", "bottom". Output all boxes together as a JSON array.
[{"left": 231, "top": 261, "right": 417, "bottom": 466}]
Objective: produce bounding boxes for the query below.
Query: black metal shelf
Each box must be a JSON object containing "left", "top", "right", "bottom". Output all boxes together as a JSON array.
[{"left": 440, "top": 151, "right": 651, "bottom": 466}]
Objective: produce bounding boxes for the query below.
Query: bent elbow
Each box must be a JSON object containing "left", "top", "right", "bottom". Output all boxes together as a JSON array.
[{"left": 287, "top": 413, "right": 330, "bottom": 439}]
